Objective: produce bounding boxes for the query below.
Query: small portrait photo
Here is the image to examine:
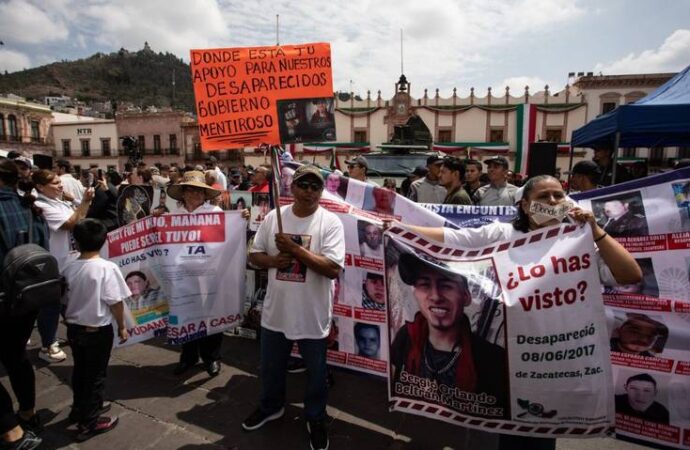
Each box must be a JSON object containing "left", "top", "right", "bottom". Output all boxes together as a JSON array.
[
  {"left": 609, "top": 312, "right": 669, "bottom": 357},
  {"left": 605, "top": 257, "right": 659, "bottom": 297},
  {"left": 357, "top": 220, "right": 383, "bottom": 259},
  {"left": 324, "top": 171, "right": 349, "bottom": 200},
  {"left": 124, "top": 269, "right": 168, "bottom": 323},
  {"left": 333, "top": 272, "right": 344, "bottom": 305},
  {"left": 592, "top": 191, "right": 649, "bottom": 237},
  {"left": 249, "top": 193, "right": 270, "bottom": 231},
  {"left": 280, "top": 169, "right": 294, "bottom": 197},
  {"left": 385, "top": 237, "right": 508, "bottom": 418},
  {"left": 277, "top": 97, "right": 336, "bottom": 144},
  {"left": 361, "top": 271, "right": 385, "bottom": 311},
  {"left": 615, "top": 371, "right": 670, "bottom": 425},
  {"left": 363, "top": 186, "right": 397, "bottom": 216},
  {"left": 276, "top": 234, "right": 312, "bottom": 283},
  {"left": 354, "top": 322, "right": 381, "bottom": 359},
  {"left": 230, "top": 191, "right": 251, "bottom": 211},
  {"left": 116, "top": 185, "right": 153, "bottom": 226}
]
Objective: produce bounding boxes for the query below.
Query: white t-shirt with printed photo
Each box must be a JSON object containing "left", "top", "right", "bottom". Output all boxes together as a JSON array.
[
  {"left": 62, "top": 257, "right": 132, "bottom": 327},
  {"left": 251, "top": 205, "right": 346, "bottom": 339}
]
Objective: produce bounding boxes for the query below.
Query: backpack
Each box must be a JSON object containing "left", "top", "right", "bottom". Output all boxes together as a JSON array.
[{"left": 0, "top": 211, "right": 63, "bottom": 316}]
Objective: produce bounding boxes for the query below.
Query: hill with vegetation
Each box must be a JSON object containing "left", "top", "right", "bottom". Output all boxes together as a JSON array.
[{"left": 0, "top": 44, "right": 194, "bottom": 111}]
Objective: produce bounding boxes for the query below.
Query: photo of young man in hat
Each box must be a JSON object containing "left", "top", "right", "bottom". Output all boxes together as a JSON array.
[{"left": 389, "top": 243, "right": 508, "bottom": 418}]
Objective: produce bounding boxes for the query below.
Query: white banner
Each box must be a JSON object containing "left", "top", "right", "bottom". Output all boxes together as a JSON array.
[
  {"left": 105, "top": 211, "right": 246, "bottom": 346},
  {"left": 384, "top": 224, "right": 614, "bottom": 437}
]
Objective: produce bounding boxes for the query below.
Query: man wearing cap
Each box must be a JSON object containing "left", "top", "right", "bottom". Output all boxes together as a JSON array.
[
  {"left": 12, "top": 156, "right": 34, "bottom": 196},
  {"left": 205, "top": 156, "right": 227, "bottom": 191},
  {"left": 439, "top": 157, "right": 472, "bottom": 205},
  {"left": 56, "top": 159, "right": 85, "bottom": 205},
  {"left": 243, "top": 165, "right": 345, "bottom": 450},
  {"left": 345, "top": 155, "right": 376, "bottom": 185},
  {"left": 569, "top": 161, "right": 601, "bottom": 193},
  {"left": 166, "top": 171, "right": 225, "bottom": 377},
  {"left": 408, "top": 155, "right": 446, "bottom": 204},
  {"left": 391, "top": 249, "right": 507, "bottom": 416},
  {"left": 473, "top": 156, "right": 518, "bottom": 206}
]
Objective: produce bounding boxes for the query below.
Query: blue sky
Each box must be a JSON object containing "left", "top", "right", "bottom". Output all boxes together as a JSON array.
[{"left": 0, "top": 0, "right": 688, "bottom": 98}]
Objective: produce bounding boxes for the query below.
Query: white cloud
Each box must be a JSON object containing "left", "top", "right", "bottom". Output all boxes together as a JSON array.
[
  {"left": 595, "top": 29, "right": 690, "bottom": 74},
  {"left": 0, "top": 0, "right": 69, "bottom": 44},
  {"left": 492, "top": 76, "right": 561, "bottom": 96},
  {"left": 0, "top": 49, "right": 32, "bottom": 73}
]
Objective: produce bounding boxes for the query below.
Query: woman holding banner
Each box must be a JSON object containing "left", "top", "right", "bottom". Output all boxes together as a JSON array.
[
  {"left": 166, "top": 171, "right": 225, "bottom": 377},
  {"left": 401, "top": 174, "right": 642, "bottom": 450}
]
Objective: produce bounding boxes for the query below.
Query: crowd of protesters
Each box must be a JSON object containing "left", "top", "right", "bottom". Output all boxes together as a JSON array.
[{"left": 0, "top": 144, "right": 658, "bottom": 449}]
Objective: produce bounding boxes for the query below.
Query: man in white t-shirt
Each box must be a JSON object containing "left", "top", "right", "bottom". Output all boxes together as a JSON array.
[
  {"left": 56, "top": 159, "right": 85, "bottom": 205},
  {"left": 242, "top": 165, "right": 345, "bottom": 450}
]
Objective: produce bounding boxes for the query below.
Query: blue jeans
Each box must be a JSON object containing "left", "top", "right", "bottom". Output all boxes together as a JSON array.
[
  {"left": 37, "top": 302, "right": 62, "bottom": 348},
  {"left": 260, "top": 327, "right": 328, "bottom": 421}
]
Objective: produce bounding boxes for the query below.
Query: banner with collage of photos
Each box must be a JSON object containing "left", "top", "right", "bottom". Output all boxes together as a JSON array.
[
  {"left": 105, "top": 211, "right": 246, "bottom": 347},
  {"left": 572, "top": 168, "right": 690, "bottom": 449},
  {"left": 384, "top": 222, "right": 614, "bottom": 437}
]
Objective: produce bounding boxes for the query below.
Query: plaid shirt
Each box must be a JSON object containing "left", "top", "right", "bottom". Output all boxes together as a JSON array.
[{"left": 0, "top": 187, "right": 49, "bottom": 262}]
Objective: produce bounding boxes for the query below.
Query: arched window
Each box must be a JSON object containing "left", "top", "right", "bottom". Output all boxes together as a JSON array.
[
  {"left": 7, "top": 115, "right": 18, "bottom": 141},
  {"left": 0, "top": 114, "right": 5, "bottom": 140}
]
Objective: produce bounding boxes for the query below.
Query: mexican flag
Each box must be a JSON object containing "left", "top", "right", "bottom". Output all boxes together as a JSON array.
[{"left": 515, "top": 104, "right": 536, "bottom": 175}]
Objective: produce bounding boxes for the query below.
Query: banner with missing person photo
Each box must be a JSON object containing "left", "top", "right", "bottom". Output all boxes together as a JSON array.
[
  {"left": 573, "top": 167, "right": 690, "bottom": 449},
  {"left": 105, "top": 211, "right": 246, "bottom": 347},
  {"left": 384, "top": 223, "right": 614, "bottom": 437}
]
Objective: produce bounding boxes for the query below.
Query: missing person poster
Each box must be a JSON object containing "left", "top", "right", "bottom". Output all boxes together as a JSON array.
[
  {"left": 190, "top": 43, "right": 334, "bottom": 150},
  {"left": 384, "top": 224, "right": 614, "bottom": 437},
  {"left": 105, "top": 211, "right": 246, "bottom": 346},
  {"left": 574, "top": 167, "right": 690, "bottom": 449}
]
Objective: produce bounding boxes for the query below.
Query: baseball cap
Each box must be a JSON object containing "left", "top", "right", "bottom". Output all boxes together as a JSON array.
[
  {"left": 426, "top": 155, "right": 443, "bottom": 166},
  {"left": 345, "top": 156, "right": 369, "bottom": 169},
  {"left": 292, "top": 165, "right": 324, "bottom": 184},
  {"left": 410, "top": 165, "right": 428, "bottom": 177},
  {"left": 14, "top": 156, "right": 33, "bottom": 169},
  {"left": 484, "top": 156, "right": 509, "bottom": 169}
]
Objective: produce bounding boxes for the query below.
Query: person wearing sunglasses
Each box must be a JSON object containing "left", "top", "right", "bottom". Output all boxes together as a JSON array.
[{"left": 244, "top": 165, "right": 345, "bottom": 450}]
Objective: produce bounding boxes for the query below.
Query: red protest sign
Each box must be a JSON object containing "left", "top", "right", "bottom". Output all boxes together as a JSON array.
[{"left": 190, "top": 42, "right": 335, "bottom": 150}]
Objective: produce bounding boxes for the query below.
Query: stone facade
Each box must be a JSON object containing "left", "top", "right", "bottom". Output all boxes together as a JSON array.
[{"left": 0, "top": 95, "right": 54, "bottom": 157}]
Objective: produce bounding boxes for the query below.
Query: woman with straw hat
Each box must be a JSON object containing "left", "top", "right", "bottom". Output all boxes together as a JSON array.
[{"left": 166, "top": 171, "right": 224, "bottom": 377}]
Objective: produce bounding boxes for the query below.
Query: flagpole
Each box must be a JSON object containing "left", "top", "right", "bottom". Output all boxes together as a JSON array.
[{"left": 270, "top": 146, "right": 284, "bottom": 234}]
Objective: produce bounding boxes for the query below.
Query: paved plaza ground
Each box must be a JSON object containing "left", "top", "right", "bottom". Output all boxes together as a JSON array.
[{"left": 2, "top": 327, "right": 650, "bottom": 450}]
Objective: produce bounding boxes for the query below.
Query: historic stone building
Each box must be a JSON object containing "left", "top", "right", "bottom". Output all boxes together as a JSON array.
[{"left": 0, "top": 95, "right": 53, "bottom": 158}]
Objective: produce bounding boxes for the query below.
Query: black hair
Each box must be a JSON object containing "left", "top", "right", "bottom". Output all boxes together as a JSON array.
[
  {"left": 625, "top": 373, "right": 657, "bottom": 389},
  {"left": 73, "top": 219, "right": 108, "bottom": 252},
  {"left": 464, "top": 159, "right": 483, "bottom": 172},
  {"left": 125, "top": 270, "right": 147, "bottom": 281},
  {"left": 511, "top": 175, "right": 561, "bottom": 233},
  {"left": 442, "top": 157, "right": 466, "bottom": 180},
  {"left": 0, "top": 158, "right": 19, "bottom": 187},
  {"left": 354, "top": 322, "right": 380, "bottom": 339}
]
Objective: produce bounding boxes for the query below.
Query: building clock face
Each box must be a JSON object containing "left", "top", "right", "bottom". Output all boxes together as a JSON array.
[{"left": 396, "top": 102, "right": 406, "bottom": 114}]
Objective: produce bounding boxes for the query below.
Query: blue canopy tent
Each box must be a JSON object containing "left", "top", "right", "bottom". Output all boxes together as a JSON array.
[{"left": 570, "top": 64, "right": 690, "bottom": 182}]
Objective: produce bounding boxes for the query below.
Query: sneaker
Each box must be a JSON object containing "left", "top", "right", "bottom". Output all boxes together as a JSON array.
[
  {"left": 68, "top": 401, "right": 112, "bottom": 424},
  {"left": 38, "top": 342, "right": 66, "bottom": 363},
  {"left": 286, "top": 359, "right": 306, "bottom": 374},
  {"left": 76, "top": 416, "right": 118, "bottom": 442},
  {"left": 15, "top": 413, "right": 42, "bottom": 433},
  {"left": 307, "top": 419, "right": 329, "bottom": 450},
  {"left": 3, "top": 430, "right": 42, "bottom": 450},
  {"left": 241, "top": 407, "right": 284, "bottom": 431}
]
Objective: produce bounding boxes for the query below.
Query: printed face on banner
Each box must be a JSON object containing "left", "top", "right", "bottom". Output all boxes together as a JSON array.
[
  {"left": 124, "top": 269, "right": 169, "bottom": 324},
  {"left": 591, "top": 191, "right": 649, "bottom": 237},
  {"left": 609, "top": 312, "right": 668, "bottom": 357},
  {"left": 385, "top": 236, "right": 508, "bottom": 419},
  {"left": 276, "top": 234, "right": 312, "bottom": 282},
  {"left": 190, "top": 43, "right": 334, "bottom": 150},
  {"left": 355, "top": 322, "right": 381, "bottom": 359}
]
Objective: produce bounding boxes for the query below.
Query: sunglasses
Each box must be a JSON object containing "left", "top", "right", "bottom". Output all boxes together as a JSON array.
[{"left": 294, "top": 180, "right": 323, "bottom": 191}]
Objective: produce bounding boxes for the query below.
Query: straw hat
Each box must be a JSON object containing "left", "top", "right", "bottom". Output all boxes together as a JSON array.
[{"left": 167, "top": 170, "right": 221, "bottom": 201}]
